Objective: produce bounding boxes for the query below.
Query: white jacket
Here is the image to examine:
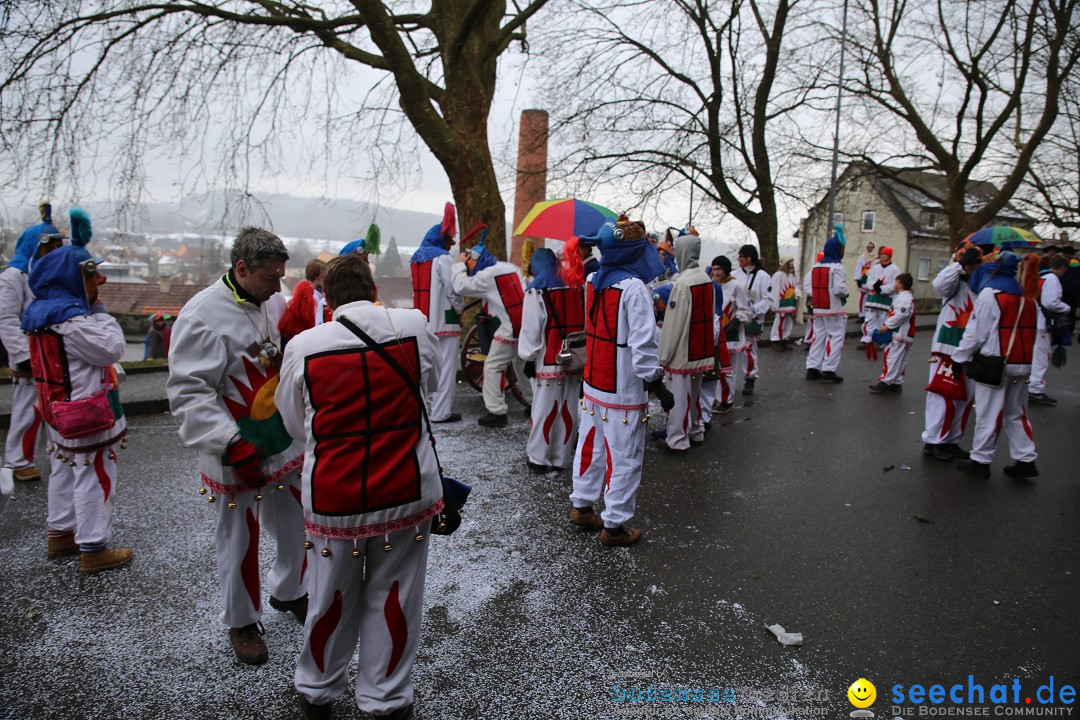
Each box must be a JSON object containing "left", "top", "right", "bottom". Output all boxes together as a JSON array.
[
  {"left": 733, "top": 266, "right": 772, "bottom": 322},
  {"left": 0, "top": 267, "right": 31, "bottom": 368},
  {"left": 953, "top": 288, "right": 1038, "bottom": 377},
  {"left": 451, "top": 261, "right": 525, "bottom": 342},
  {"left": 770, "top": 270, "right": 801, "bottom": 315},
  {"left": 808, "top": 263, "right": 849, "bottom": 316},
  {"left": 883, "top": 289, "right": 916, "bottom": 345},
  {"left": 276, "top": 301, "right": 443, "bottom": 539},
  {"left": 930, "top": 262, "right": 975, "bottom": 356},
  {"left": 167, "top": 278, "right": 304, "bottom": 493},
  {"left": 658, "top": 268, "right": 716, "bottom": 374},
  {"left": 865, "top": 262, "right": 901, "bottom": 309},
  {"left": 1037, "top": 272, "right": 1070, "bottom": 331},
  {"left": 719, "top": 278, "right": 750, "bottom": 351},
  {"left": 518, "top": 286, "right": 585, "bottom": 380},
  {"left": 582, "top": 278, "right": 663, "bottom": 410},
  {"left": 412, "top": 253, "right": 464, "bottom": 336}
]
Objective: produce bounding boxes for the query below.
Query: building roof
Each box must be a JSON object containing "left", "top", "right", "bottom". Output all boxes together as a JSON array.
[{"left": 98, "top": 282, "right": 204, "bottom": 316}]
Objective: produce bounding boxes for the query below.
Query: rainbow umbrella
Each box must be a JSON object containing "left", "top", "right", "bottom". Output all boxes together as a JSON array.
[
  {"left": 962, "top": 226, "right": 1040, "bottom": 250},
  {"left": 513, "top": 198, "right": 617, "bottom": 241}
]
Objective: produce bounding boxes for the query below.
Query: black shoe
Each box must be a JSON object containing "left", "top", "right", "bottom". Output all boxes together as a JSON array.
[
  {"left": 805, "top": 368, "right": 822, "bottom": 381},
  {"left": 526, "top": 460, "right": 555, "bottom": 474},
  {"left": 477, "top": 413, "right": 508, "bottom": 427},
  {"left": 958, "top": 460, "right": 991, "bottom": 478},
  {"left": 702, "top": 421, "right": 711, "bottom": 431},
  {"left": 299, "top": 695, "right": 333, "bottom": 720},
  {"left": 1003, "top": 460, "right": 1039, "bottom": 479},
  {"left": 1028, "top": 392, "right": 1057, "bottom": 406},
  {"left": 269, "top": 594, "right": 308, "bottom": 623},
  {"left": 923, "top": 443, "right": 953, "bottom": 462},
  {"left": 820, "top": 371, "right": 844, "bottom": 383},
  {"left": 944, "top": 444, "right": 970, "bottom": 460},
  {"left": 651, "top": 429, "right": 667, "bottom": 441},
  {"left": 857, "top": 342, "right": 866, "bottom": 350},
  {"left": 432, "top": 413, "right": 462, "bottom": 423},
  {"left": 384, "top": 704, "right": 415, "bottom": 720},
  {"left": 868, "top": 381, "right": 890, "bottom": 394},
  {"left": 717, "top": 402, "right": 734, "bottom": 414},
  {"left": 888, "top": 383, "right": 903, "bottom": 393},
  {"left": 742, "top": 379, "right": 755, "bottom": 396},
  {"left": 662, "top": 443, "right": 688, "bottom": 455},
  {"left": 689, "top": 437, "right": 705, "bottom": 446}
]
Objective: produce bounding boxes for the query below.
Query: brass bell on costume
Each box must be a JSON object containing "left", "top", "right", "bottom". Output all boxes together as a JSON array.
[
  {"left": 83, "top": 459, "right": 90, "bottom": 466},
  {"left": 254, "top": 494, "right": 263, "bottom": 502},
  {"left": 383, "top": 542, "right": 393, "bottom": 552},
  {"left": 351, "top": 549, "right": 361, "bottom": 558},
  {"left": 320, "top": 547, "right": 331, "bottom": 557},
  {"left": 276, "top": 484, "right": 284, "bottom": 492},
  {"left": 622, "top": 418, "right": 628, "bottom": 424},
  {"left": 199, "top": 487, "right": 208, "bottom": 495},
  {"left": 208, "top": 495, "right": 217, "bottom": 503},
  {"left": 303, "top": 540, "right": 314, "bottom": 550},
  {"left": 414, "top": 533, "right": 425, "bottom": 542},
  {"left": 227, "top": 501, "right": 237, "bottom": 510}
]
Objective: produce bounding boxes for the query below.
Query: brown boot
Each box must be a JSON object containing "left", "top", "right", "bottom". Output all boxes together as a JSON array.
[
  {"left": 600, "top": 526, "right": 643, "bottom": 547},
  {"left": 79, "top": 547, "right": 133, "bottom": 575},
  {"left": 568, "top": 506, "right": 604, "bottom": 530},
  {"left": 47, "top": 532, "right": 79, "bottom": 558},
  {"left": 229, "top": 623, "right": 269, "bottom": 665},
  {"left": 13, "top": 466, "right": 41, "bottom": 482}
]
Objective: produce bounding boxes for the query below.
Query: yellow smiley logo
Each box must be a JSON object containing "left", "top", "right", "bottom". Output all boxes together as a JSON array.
[{"left": 848, "top": 678, "right": 876, "bottom": 708}]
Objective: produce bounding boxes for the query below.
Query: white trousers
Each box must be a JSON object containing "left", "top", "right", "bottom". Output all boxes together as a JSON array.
[
  {"left": 862, "top": 307, "right": 888, "bottom": 343},
  {"left": 922, "top": 357, "right": 975, "bottom": 445},
  {"left": 295, "top": 521, "right": 430, "bottom": 715},
  {"left": 739, "top": 337, "right": 760, "bottom": 380},
  {"left": 718, "top": 359, "right": 738, "bottom": 405},
  {"left": 5, "top": 376, "right": 42, "bottom": 469},
  {"left": 879, "top": 340, "right": 911, "bottom": 385},
  {"left": 213, "top": 469, "right": 307, "bottom": 628},
  {"left": 805, "top": 316, "right": 846, "bottom": 372},
  {"left": 1028, "top": 329, "right": 1051, "bottom": 394},
  {"left": 770, "top": 313, "right": 794, "bottom": 342},
  {"left": 664, "top": 373, "right": 704, "bottom": 450},
  {"left": 970, "top": 376, "right": 1037, "bottom": 464},
  {"left": 527, "top": 376, "right": 581, "bottom": 469},
  {"left": 481, "top": 339, "right": 529, "bottom": 415},
  {"left": 699, "top": 379, "right": 718, "bottom": 425},
  {"left": 570, "top": 399, "right": 647, "bottom": 528},
  {"left": 45, "top": 432, "right": 118, "bottom": 549},
  {"left": 430, "top": 335, "right": 460, "bottom": 421}
]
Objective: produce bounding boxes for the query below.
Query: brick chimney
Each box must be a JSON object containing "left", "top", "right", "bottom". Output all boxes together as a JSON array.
[{"left": 511, "top": 109, "right": 548, "bottom": 266}]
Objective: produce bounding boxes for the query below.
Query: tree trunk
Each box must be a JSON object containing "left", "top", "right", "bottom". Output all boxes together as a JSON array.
[
  {"left": 754, "top": 211, "right": 780, "bottom": 272},
  {"left": 447, "top": 141, "right": 507, "bottom": 258}
]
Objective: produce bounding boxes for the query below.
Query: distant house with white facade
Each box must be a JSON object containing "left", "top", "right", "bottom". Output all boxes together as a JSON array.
[{"left": 797, "top": 164, "right": 1037, "bottom": 311}]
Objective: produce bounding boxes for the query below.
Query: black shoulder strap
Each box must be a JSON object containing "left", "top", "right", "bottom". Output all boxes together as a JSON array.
[{"left": 337, "top": 314, "right": 443, "bottom": 477}]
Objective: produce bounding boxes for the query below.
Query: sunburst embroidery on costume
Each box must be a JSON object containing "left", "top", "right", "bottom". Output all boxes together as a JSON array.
[{"left": 223, "top": 356, "right": 293, "bottom": 457}]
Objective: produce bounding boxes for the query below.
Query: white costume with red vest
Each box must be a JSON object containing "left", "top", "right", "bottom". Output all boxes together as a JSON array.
[
  {"left": 922, "top": 262, "right": 977, "bottom": 446},
  {"left": 717, "top": 278, "right": 750, "bottom": 404},
  {"left": 411, "top": 253, "right": 464, "bottom": 421},
  {"left": 805, "top": 261, "right": 849, "bottom": 373},
  {"left": 28, "top": 309, "right": 127, "bottom": 550},
  {"left": 658, "top": 269, "right": 715, "bottom": 451},
  {"left": 518, "top": 286, "right": 585, "bottom": 469},
  {"left": 1028, "top": 272, "right": 1069, "bottom": 395},
  {"left": 167, "top": 278, "right": 307, "bottom": 630},
  {"left": 952, "top": 288, "right": 1038, "bottom": 465},
  {"left": 451, "top": 260, "right": 530, "bottom": 416},
  {"left": 862, "top": 260, "right": 901, "bottom": 342},
  {"left": 0, "top": 267, "right": 43, "bottom": 473},
  {"left": 878, "top": 289, "right": 916, "bottom": 385},
  {"left": 275, "top": 301, "right": 442, "bottom": 716},
  {"left": 732, "top": 265, "right": 771, "bottom": 381},
  {"left": 769, "top": 269, "right": 800, "bottom": 342},
  {"left": 570, "top": 278, "right": 662, "bottom": 529}
]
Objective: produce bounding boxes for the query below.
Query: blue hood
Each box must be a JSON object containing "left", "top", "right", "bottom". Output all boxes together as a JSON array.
[
  {"left": 22, "top": 245, "right": 93, "bottom": 332},
  {"left": 526, "top": 248, "right": 561, "bottom": 290},
  {"left": 978, "top": 252, "right": 1022, "bottom": 296},
  {"left": 11, "top": 221, "right": 59, "bottom": 273},
  {"left": 821, "top": 232, "right": 845, "bottom": 264},
  {"left": 411, "top": 223, "right": 452, "bottom": 263},
  {"left": 583, "top": 220, "right": 665, "bottom": 290}
]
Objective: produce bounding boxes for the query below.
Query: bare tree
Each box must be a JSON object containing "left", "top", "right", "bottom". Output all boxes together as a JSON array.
[
  {"left": 0, "top": 1, "right": 550, "bottom": 259},
  {"left": 540, "top": 0, "right": 832, "bottom": 270},
  {"left": 1018, "top": 75, "right": 1080, "bottom": 229},
  {"left": 841, "top": 0, "right": 1080, "bottom": 245}
]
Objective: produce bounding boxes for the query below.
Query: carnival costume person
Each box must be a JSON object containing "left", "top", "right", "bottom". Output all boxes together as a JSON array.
[
  {"left": 805, "top": 231, "right": 849, "bottom": 383},
  {"left": 657, "top": 234, "right": 715, "bottom": 453},
  {"left": 411, "top": 204, "right": 465, "bottom": 423},
  {"left": 1027, "top": 256, "right": 1070, "bottom": 405},
  {"left": 277, "top": 254, "right": 441, "bottom": 720},
  {"left": 732, "top": 245, "right": 771, "bottom": 395},
  {"left": 279, "top": 258, "right": 328, "bottom": 344},
  {"left": 714, "top": 256, "right": 750, "bottom": 410},
  {"left": 921, "top": 244, "right": 982, "bottom": 461},
  {"left": 0, "top": 202, "right": 56, "bottom": 482},
  {"left": 167, "top": 227, "right": 307, "bottom": 665},
  {"left": 568, "top": 216, "right": 674, "bottom": 547},
  {"left": 697, "top": 264, "right": 728, "bottom": 428},
  {"left": 23, "top": 208, "right": 132, "bottom": 574},
  {"left": 869, "top": 273, "right": 916, "bottom": 392},
  {"left": 861, "top": 246, "right": 900, "bottom": 355},
  {"left": 518, "top": 247, "right": 585, "bottom": 472},
  {"left": 952, "top": 252, "right": 1041, "bottom": 479},
  {"left": 854, "top": 241, "right": 876, "bottom": 319},
  {"left": 769, "top": 257, "right": 801, "bottom": 347},
  {"left": 451, "top": 224, "right": 529, "bottom": 427}
]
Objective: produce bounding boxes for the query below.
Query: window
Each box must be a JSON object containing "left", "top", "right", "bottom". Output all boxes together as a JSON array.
[
  {"left": 926, "top": 212, "right": 937, "bottom": 229},
  {"left": 917, "top": 257, "right": 932, "bottom": 281},
  {"left": 937, "top": 258, "right": 949, "bottom": 274},
  {"left": 862, "top": 211, "right": 876, "bottom": 232}
]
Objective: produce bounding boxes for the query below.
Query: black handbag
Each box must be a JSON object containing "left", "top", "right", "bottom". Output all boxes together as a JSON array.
[
  {"left": 966, "top": 298, "right": 1024, "bottom": 388},
  {"left": 337, "top": 316, "right": 470, "bottom": 535}
]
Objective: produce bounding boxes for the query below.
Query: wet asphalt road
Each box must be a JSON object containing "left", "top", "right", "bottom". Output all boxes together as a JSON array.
[{"left": 0, "top": 332, "right": 1077, "bottom": 720}]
